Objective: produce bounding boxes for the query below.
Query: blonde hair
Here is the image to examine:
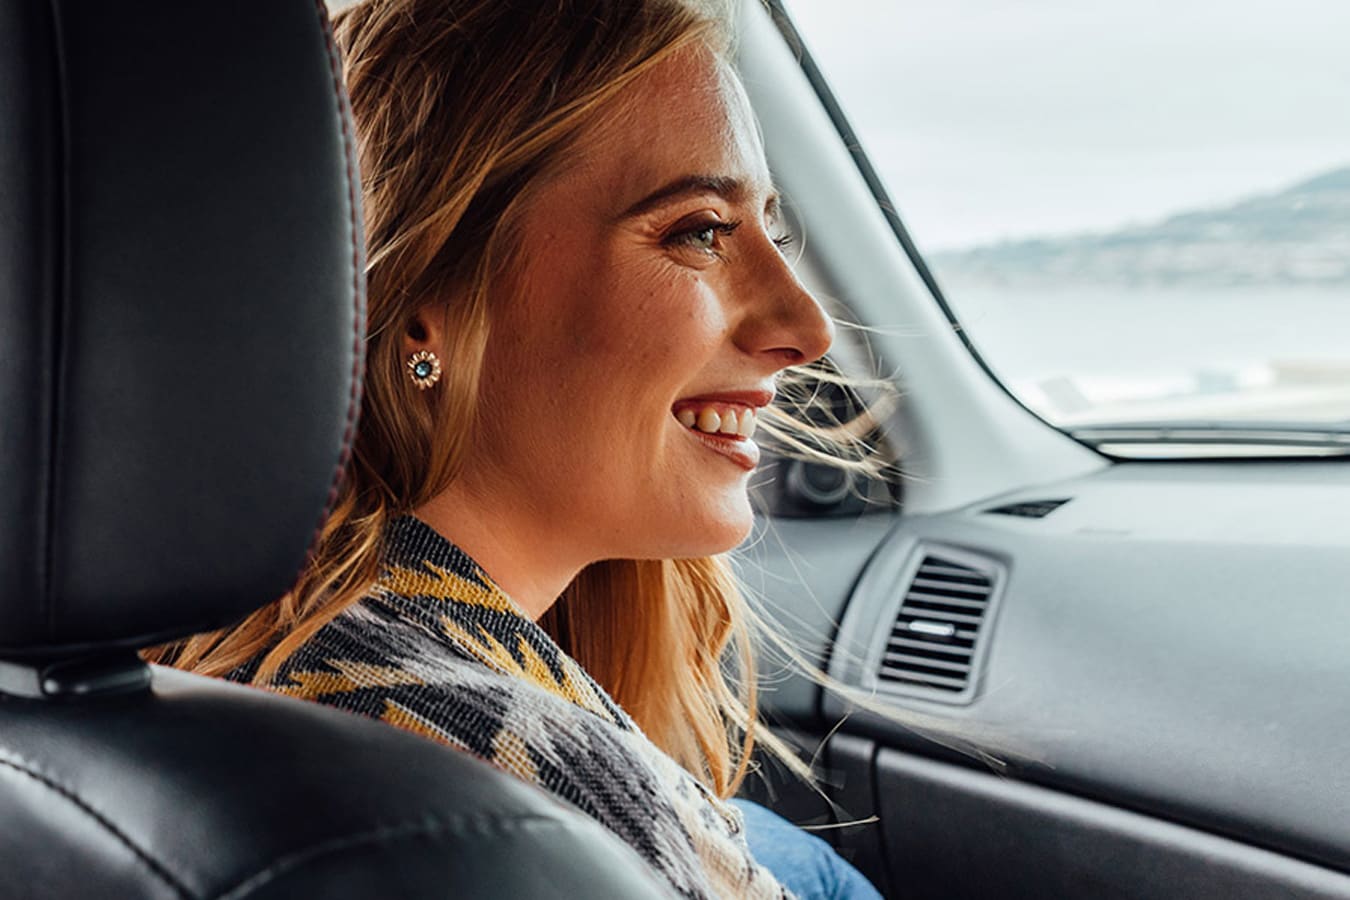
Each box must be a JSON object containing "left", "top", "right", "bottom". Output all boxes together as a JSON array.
[{"left": 146, "top": 0, "right": 879, "bottom": 798}]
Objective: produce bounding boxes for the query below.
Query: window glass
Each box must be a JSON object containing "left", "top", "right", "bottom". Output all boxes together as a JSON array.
[{"left": 783, "top": 0, "right": 1350, "bottom": 447}]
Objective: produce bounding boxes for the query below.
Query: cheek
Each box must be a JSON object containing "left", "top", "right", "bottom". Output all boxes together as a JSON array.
[
  {"left": 477, "top": 263, "right": 720, "bottom": 454},
  {"left": 570, "top": 264, "right": 725, "bottom": 389}
]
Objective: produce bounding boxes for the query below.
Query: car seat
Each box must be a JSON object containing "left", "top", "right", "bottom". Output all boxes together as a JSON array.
[{"left": 0, "top": 1, "right": 669, "bottom": 897}]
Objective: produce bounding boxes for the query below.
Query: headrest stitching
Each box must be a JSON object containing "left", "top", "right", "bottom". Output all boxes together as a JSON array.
[
  {"left": 42, "top": 0, "right": 75, "bottom": 638},
  {"left": 299, "top": 0, "right": 366, "bottom": 579}
]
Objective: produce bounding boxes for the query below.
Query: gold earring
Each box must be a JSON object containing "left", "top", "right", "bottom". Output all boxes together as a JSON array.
[{"left": 407, "top": 350, "right": 442, "bottom": 390}]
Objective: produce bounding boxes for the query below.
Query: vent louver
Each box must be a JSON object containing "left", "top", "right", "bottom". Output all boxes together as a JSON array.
[
  {"left": 984, "top": 498, "right": 1070, "bottom": 518},
  {"left": 878, "top": 554, "right": 995, "bottom": 696}
]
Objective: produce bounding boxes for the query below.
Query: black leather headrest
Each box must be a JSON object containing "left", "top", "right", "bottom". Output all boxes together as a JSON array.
[{"left": 0, "top": 0, "right": 364, "bottom": 657}]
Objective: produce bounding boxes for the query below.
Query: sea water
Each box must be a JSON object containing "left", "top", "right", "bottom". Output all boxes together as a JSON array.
[{"left": 938, "top": 282, "right": 1350, "bottom": 424}]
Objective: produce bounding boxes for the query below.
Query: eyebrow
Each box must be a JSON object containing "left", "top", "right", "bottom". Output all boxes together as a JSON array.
[{"left": 619, "top": 174, "right": 779, "bottom": 220}]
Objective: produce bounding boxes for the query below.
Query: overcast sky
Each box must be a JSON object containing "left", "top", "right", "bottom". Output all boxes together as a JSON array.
[{"left": 783, "top": 0, "right": 1350, "bottom": 251}]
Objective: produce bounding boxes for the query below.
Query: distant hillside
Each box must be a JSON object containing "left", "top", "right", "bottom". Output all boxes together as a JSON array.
[{"left": 931, "top": 166, "right": 1350, "bottom": 287}]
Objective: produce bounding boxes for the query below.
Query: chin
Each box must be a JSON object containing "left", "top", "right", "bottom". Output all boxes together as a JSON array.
[
  {"left": 685, "top": 495, "right": 756, "bottom": 556},
  {"left": 621, "top": 490, "right": 756, "bottom": 560}
]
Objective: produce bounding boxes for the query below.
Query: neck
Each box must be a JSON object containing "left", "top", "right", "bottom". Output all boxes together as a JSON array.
[{"left": 412, "top": 484, "right": 582, "bottom": 620}]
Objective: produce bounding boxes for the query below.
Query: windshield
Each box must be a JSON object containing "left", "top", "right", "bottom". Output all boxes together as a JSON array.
[{"left": 782, "top": 0, "right": 1350, "bottom": 455}]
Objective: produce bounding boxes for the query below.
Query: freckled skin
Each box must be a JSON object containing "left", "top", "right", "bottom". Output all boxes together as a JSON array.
[{"left": 411, "top": 46, "right": 834, "bottom": 618}]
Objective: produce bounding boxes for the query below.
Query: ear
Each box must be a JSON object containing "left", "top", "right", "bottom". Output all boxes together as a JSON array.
[{"left": 402, "top": 302, "right": 448, "bottom": 359}]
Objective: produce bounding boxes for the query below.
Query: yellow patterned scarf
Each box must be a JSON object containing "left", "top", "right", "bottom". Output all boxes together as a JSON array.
[{"left": 245, "top": 515, "right": 791, "bottom": 900}]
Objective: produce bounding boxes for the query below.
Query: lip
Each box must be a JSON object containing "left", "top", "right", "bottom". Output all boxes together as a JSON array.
[
  {"left": 671, "top": 388, "right": 775, "bottom": 413},
  {"left": 683, "top": 427, "right": 761, "bottom": 471},
  {"left": 671, "top": 387, "right": 773, "bottom": 472}
]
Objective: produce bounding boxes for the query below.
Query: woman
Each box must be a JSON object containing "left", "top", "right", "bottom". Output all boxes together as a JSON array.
[{"left": 152, "top": 0, "right": 881, "bottom": 896}]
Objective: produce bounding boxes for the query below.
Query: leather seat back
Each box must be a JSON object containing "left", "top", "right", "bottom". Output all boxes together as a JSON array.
[{"left": 0, "top": 2, "right": 669, "bottom": 896}]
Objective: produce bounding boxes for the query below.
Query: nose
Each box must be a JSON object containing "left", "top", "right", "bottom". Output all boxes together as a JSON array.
[{"left": 732, "top": 241, "right": 835, "bottom": 369}]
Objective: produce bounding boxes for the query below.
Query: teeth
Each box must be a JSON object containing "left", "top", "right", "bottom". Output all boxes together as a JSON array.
[{"left": 678, "top": 405, "right": 759, "bottom": 438}]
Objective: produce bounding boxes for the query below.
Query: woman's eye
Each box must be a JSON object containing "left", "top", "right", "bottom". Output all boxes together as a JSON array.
[
  {"left": 688, "top": 226, "right": 718, "bottom": 250},
  {"left": 668, "top": 219, "right": 740, "bottom": 254}
]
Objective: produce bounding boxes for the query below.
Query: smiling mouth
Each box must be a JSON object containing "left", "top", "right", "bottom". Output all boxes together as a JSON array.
[
  {"left": 671, "top": 398, "right": 766, "bottom": 471},
  {"left": 674, "top": 405, "right": 759, "bottom": 438}
]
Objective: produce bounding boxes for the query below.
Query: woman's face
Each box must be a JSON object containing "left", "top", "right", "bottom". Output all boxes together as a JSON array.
[{"left": 435, "top": 45, "right": 832, "bottom": 572}]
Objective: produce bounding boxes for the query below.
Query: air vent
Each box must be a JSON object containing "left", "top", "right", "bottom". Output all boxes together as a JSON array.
[
  {"left": 878, "top": 554, "right": 995, "bottom": 697},
  {"left": 984, "top": 497, "right": 1070, "bottom": 518}
]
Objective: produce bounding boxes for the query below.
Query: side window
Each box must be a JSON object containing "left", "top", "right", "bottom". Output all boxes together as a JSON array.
[{"left": 784, "top": 0, "right": 1350, "bottom": 445}]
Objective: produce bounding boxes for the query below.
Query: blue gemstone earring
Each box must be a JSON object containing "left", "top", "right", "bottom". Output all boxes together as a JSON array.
[{"left": 407, "top": 350, "right": 442, "bottom": 390}]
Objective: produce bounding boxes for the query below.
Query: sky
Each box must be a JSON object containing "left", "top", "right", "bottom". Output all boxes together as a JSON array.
[{"left": 782, "top": 0, "right": 1350, "bottom": 251}]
